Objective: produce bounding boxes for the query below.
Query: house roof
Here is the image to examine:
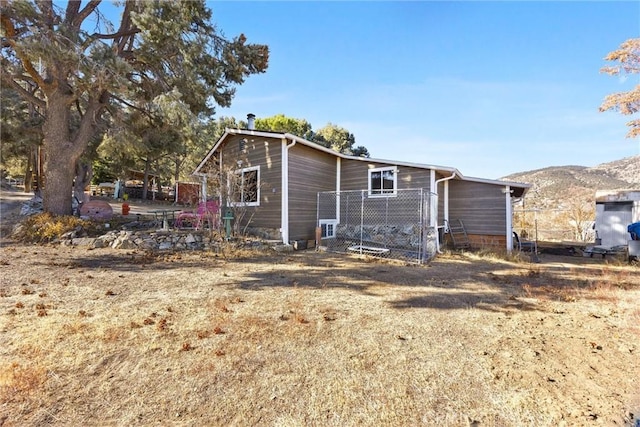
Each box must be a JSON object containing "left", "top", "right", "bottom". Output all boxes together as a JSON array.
[{"left": 194, "top": 128, "right": 531, "bottom": 198}]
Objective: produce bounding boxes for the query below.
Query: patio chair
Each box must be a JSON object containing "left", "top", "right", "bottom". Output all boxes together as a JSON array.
[
  {"left": 513, "top": 231, "right": 540, "bottom": 262},
  {"left": 175, "top": 200, "right": 220, "bottom": 230},
  {"left": 513, "top": 231, "right": 536, "bottom": 252}
]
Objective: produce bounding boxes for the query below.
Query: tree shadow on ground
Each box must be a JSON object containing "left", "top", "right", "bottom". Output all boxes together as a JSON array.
[
  {"left": 13, "top": 243, "right": 639, "bottom": 312},
  {"left": 26, "top": 248, "right": 224, "bottom": 272},
  {"left": 387, "top": 292, "right": 541, "bottom": 312},
  {"left": 229, "top": 251, "right": 639, "bottom": 312},
  {"left": 225, "top": 252, "right": 525, "bottom": 311}
]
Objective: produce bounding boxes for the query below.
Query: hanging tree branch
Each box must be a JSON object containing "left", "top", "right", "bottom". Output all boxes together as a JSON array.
[{"left": 0, "top": 73, "right": 46, "bottom": 108}]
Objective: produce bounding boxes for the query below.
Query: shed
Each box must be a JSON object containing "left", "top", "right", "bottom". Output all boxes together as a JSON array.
[{"left": 594, "top": 189, "right": 640, "bottom": 247}]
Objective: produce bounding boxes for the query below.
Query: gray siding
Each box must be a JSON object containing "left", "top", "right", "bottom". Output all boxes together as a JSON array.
[
  {"left": 448, "top": 180, "right": 506, "bottom": 235},
  {"left": 288, "top": 144, "right": 337, "bottom": 241},
  {"left": 340, "top": 159, "right": 432, "bottom": 191},
  {"left": 220, "top": 134, "right": 282, "bottom": 230},
  {"left": 338, "top": 159, "right": 433, "bottom": 226}
]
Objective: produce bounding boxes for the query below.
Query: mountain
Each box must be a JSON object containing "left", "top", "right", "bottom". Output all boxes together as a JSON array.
[
  {"left": 501, "top": 155, "right": 640, "bottom": 208},
  {"left": 501, "top": 155, "right": 639, "bottom": 242}
]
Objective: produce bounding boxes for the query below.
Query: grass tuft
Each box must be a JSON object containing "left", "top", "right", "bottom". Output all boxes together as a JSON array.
[
  {"left": 0, "top": 363, "right": 47, "bottom": 402},
  {"left": 13, "top": 213, "right": 95, "bottom": 243}
]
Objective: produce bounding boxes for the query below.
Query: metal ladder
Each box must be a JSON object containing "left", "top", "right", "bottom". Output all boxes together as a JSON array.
[{"left": 447, "top": 219, "right": 471, "bottom": 250}]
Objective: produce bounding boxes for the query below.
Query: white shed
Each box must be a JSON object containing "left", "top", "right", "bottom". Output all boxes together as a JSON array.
[{"left": 594, "top": 190, "right": 640, "bottom": 247}]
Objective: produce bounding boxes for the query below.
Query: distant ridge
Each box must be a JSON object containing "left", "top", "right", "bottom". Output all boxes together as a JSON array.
[{"left": 501, "top": 155, "right": 640, "bottom": 207}]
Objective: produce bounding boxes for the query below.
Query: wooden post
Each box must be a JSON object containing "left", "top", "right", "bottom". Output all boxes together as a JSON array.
[{"left": 315, "top": 227, "right": 322, "bottom": 250}]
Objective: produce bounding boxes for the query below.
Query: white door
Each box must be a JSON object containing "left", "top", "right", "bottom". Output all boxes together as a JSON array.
[{"left": 595, "top": 202, "right": 633, "bottom": 247}]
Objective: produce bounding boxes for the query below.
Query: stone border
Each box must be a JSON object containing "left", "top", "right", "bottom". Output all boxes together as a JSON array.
[{"left": 61, "top": 229, "right": 218, "bottom": 251}]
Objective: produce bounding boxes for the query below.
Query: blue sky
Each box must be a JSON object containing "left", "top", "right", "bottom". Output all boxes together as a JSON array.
[{"left": 208, "top": 1, "right": 640, "bottom": 179}]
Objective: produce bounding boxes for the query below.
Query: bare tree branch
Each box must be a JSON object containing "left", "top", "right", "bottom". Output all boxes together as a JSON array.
[
  {"left": 73, "top": 0, "right": 101, "bottom": 28},
  {"left": 65, "top": 1, "right": 81, "bottom": 24},
  {"left": 110, "top": 94, "right": 155, "bottom": 119},
  {"left": 1, "top": 15, "right": 48, "bottom": 90},
  {"left": 0, "top": 72, "right": 46, "bottom": 108},
  {"left": 35, "top": 0, "right": 55, "bottom": 29},
  {"left": 88, "top": 28, "right": 140, "bottom": 41},
  {"left": 114, "top": 1, "right": 139, "bottom": 55},
  {"left": 600, "top": 38, "right": 640, "bottom": 138}
]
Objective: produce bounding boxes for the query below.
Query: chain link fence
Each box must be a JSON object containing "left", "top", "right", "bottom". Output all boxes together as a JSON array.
[
  {"left": 317, "top": 189, "right": 437, "bottom": 264},
  {"left": 513, "top": 208, "right": 595, "bottom": 243}
]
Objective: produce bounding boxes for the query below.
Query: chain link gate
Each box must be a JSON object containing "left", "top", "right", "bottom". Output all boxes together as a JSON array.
[{"left": 317, "top": 189, "right": 437, "bottom": 264}]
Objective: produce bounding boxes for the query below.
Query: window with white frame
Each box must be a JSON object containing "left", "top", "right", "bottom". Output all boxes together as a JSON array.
[
  {"left": 231, "top": 166, "right": 260, "bottom": 206},
  {"left": 368, "top": 166, "right": 397, "bottom": 196},
  {"left": 319, "top": 219, "right": 337, "bottom": 239}
]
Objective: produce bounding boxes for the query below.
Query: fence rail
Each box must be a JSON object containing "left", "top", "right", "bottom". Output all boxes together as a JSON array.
[
  {"left": 513, "top": 208, "right": 595, "bottom": 243},
  {"left": 317, "top": 189, "right": 437, "bottom": 264}
]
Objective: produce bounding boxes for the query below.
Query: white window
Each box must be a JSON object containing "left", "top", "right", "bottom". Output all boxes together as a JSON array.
[
  {"left": 368, "top": 166, "right": 397, "bottom": 196},
  {"left": 231, "top": 166, "right": 260, "bottom": 206},
  {"left": 319, "top": 219, "right": 337, "bottom": 239}
]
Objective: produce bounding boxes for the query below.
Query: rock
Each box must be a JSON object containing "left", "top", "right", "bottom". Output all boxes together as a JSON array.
[
  {"left": 20, "top": 196, "right": 43, "bottom": 216},
  {"left": 158, "top": 242, "right": 173, "bottom": 250},
  {"left": 111, "top": 235, "right": 135, "bottom": 249},
  {"left": 61, "top": 231, "right": 77, "bottom": 240},
  {"left": 11, "top": 223, "right": 24, "bottom": 236},
  {"left": 185, "top": 234, "right": 196, "bottom": 244},
  {"left": 71, "top": 237, "right": 96, "bottom": 247},
  {"left": 119, "top": 239, "right": 137, "bottom": 249},
  {"left": 139, "top": 240, "right": 158, "bottom": 250}
]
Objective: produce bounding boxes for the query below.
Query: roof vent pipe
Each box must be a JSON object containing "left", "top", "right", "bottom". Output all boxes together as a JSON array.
[{"left": 247, "top": 113, "right": 255, "bottom": 130}]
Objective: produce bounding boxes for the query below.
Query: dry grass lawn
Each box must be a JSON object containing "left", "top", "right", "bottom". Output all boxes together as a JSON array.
[{"left": 0, "top": 241, "right": 639, "bottom": 426}]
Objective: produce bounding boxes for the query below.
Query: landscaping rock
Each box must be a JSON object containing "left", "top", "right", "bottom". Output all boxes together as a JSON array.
[
  {"left": 20, "top": 196, "right": 43, "bottom": 216},
  {"left": 71, "top": 237, "right": 96, "bottom": 247}
]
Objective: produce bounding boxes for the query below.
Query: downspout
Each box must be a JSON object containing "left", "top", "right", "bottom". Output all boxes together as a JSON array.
[
  {"left": 281, "top": 138, "right": 297, "bottom": 245},
  {"left": 336, "top": 157, "right": 341, "bottom": 223},
  {"left": 505, "top": 185, "right": 513, "bottom": 253},
  {"left": 434, "top": 171, "right": 457, "bottom": 253}
]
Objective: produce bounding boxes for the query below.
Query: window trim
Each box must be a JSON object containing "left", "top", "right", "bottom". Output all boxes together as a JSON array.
[
  {"left": 319, "top": 219, "right": 338, "bottom": 239},
  {"left": 368, "top": 166, "right": 397, "bottom": 197},
  {"left": 231, "top": 165, "right": 260, "bottom": 207}
]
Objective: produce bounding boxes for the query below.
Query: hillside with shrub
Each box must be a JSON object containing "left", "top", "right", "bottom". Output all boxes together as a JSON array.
[{"left": 501, "top": 155, "right": 639, "bottom": 242}]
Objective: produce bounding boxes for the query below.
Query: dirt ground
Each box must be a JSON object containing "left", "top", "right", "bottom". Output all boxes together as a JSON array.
[{"left": 1, "top": 188, "right": 639, "bottom": 426}]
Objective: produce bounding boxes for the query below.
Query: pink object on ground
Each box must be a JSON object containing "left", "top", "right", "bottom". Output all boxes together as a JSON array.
[
  {"left": 175, "top": 200, "right": 220, "bottom": 229},
  {"left": 79, "top": 200, "right": 113, "bottom": 221}
]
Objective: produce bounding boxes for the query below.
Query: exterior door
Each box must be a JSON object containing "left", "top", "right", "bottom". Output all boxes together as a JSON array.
[{"left": 595, "top": 202, "right": 633, "bottom": 247}]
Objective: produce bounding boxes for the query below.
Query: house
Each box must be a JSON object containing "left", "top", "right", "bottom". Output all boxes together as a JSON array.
[
  {"left": 193, "top": 118, "right": 530, "bottom": 255},
  {"left": 594, "top": 189, "right": 640, "bottom": 247}
]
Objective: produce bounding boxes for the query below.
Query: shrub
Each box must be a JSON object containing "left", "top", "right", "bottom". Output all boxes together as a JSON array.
[{"left": 13, "top": 213, "right": 93, "bottom": 243}]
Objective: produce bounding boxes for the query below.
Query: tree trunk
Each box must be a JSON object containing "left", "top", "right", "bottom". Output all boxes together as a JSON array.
[
  {"left": 173, "top": 155, "right": 182, "bottom": 185},
  {"left": 43, "top": 156, "right": 77, "bottom": 214},
  {"left": 24, "top": 149, "right": 33, "bottom": 194},
  {"left": 35, "top": 146, "right": 44, "bottom": 197},
  {"left": 74, "top": 159, "right": 93, "bottom": 202},
  {"left": 142, "top": 158, "right": 151, "bottom": 201},
  {"left": 41, "top": 86, "right": 105, "bottom": 214},
  {"left": 42, "top": 92, "right": 83, "bottom": 215}
]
